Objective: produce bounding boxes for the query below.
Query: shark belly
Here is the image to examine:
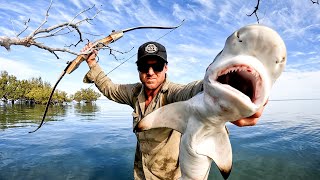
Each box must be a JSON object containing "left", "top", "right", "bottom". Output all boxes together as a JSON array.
[{"left": 180, "top": 133, "right": 212, "bottom": 180}]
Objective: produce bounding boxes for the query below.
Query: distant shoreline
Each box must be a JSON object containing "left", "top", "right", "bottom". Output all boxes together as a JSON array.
[{"left": 269, "top": 98, "right": 320, "bottom": 101}]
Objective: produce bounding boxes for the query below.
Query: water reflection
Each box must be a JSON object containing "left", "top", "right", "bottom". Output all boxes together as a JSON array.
[
  {"left": 0, "top": 100, "right": 319, "bottom": 180},
  {"left": 0, "top": 100, "right": 135, "bottom": 180},
  {"left": 0, "top": 103, "right": 69, "bottom": 130},
  {"left": 74, "top": 102, "right": 100, "bottom": 114}
]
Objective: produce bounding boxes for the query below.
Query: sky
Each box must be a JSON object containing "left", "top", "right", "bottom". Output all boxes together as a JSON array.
[{"left": 0, "top": 0, "right": 319, "bottom": 101}]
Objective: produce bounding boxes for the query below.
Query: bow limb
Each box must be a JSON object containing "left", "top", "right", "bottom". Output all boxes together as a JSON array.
[
  {"left": 122, "top": 19, "right": 185, "bottom": 33},
  {"left": 29, "top": 20, "right": 184, "bottom": 133},
  {"left": 65, "top": 19, "right": 185, "bottom": 74},
  {"left": 28, "top": 64, "right": 70, "bottom": 133}
]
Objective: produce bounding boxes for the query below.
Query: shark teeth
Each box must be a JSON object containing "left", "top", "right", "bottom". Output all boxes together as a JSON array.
[
  {"left": 217, "top": 65, "right": 261, "bottom": 82},
  {"left": 216, "top": 64, "right": 262, "bottom": 103},
  {"left": 218, "top": 65, "right": 260, "bottom": 80}
]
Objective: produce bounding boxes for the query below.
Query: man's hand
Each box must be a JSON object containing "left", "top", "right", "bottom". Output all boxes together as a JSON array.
[
  {"left": 81, "top": 42, "right": 98, "bottom": 68},
  {"left": 232, "top": 99, "right": 268, "bottom": 127}
]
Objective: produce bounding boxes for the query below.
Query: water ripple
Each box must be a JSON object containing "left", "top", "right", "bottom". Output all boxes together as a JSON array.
[{"left": 1, "top": 100, "right": 320, "bottom": 179}]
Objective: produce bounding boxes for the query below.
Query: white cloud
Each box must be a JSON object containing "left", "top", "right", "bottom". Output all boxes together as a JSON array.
[
  {"left": 261, "top": 0, "right": 320, "bottom": 42},
  {"left": 68, "top": 0, "right": 83, "bottom": 9},
  {"left": 0, "top": 2, "right": 33, "bottom": 15},
  {"left": 172, "top": 3, "right": 183, "bottom": 20},
  {"left": 271, "top": 71, "right": 320, "bottom": 100},
  {"left": 217, "top": 1, "right": 232, "bottom": 22},
  {"left": 175, "top": 44, "right": 219, "bottom": 58},
  {"left": 0, "top": 0, "right": 319, "bottom": 100},
  {"left": 193, "top": 0, "right": 215, "bottom": 10},
  {"left": 0, "top": 57, "right": 42, "bottom": 79},
  {"left": 216, "top": 1, "right": 254, "bottom": 29},
  {"left": 172, "top": 1, "right": 216, "bottom": 22},
  {"left": 0, "top": 27, "right": 16, "bottom": 37},
  {"left": 290, "top": 51, "right": 317, "bottom": 57},
  {"left": 110, "top": 0, "right": 132, "bottom": 12}
]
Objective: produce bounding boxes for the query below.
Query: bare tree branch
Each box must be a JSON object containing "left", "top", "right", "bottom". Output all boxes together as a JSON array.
[
  {"left": 311, "top": 0, "right": 319, "bottom": 4},
  {"left": 108, "top": 46, "right": 134, "bottom": 61},
  {"left": 0, "top": 1, "right": 100, "bottom": 59},
  {"left": 30, "top": 0, "right": 53, "bottom": 38},
  {"left": 33, "top": 5, "right": 101, "bottom": 49},
  {"left": 17, "top": 18, "right": 31, "bottom": 37},
  {"left": 35, "top": 5, "right": 97, "bottom": 39},
  {"left": 32, "top": 42, "right": 79, "bottom": 58},
  {"left": 33, "top": 23, "right": 83, "bottom": 43},
  {"left": 247, "top": 0, "right": 261, "bottom": 23}
]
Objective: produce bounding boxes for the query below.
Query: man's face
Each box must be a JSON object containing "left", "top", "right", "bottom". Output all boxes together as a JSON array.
[{"left": 138, "top": 58, "right": 168, "bottom": 90}]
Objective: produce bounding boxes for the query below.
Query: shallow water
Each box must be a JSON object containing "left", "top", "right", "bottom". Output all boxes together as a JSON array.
[{"left": 0, "top": 100, "right": 319, "bottom": 180}]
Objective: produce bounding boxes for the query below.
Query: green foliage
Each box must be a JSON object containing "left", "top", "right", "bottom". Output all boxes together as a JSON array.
[
  {"left": 0, "top": 71, "right": 100, "bottom": 104},
  {"left": 0, "top": 71, "right": 72, "bottom": 104},
  {"left": 73, "top": 91, "right": 82, "bottom": 102},
  {"left": 0, "top": 71, "right": 9, "bottom": 99},
  {"left": 26, "top": 86, "right": 51, "bottom": 105},
  {"left": 73, "top": 88, "right": 101, "bottom": 103}
]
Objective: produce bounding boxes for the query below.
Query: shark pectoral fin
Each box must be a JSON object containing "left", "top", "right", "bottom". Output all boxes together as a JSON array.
[
  {"left": 135, "top": 101, "right": 190, "bottom": 134},
  {"left": 196, "top": 129, "right": 232, "bottom": 179}
]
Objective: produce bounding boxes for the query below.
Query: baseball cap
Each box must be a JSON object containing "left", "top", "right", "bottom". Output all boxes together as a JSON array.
[{"left": 136, "top": 41, "right": 167, "bottom": 64}]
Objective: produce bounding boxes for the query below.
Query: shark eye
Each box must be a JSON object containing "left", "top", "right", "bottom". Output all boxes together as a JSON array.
[{"left": 235, "top": 31, "right": 242, "bottom": 42}]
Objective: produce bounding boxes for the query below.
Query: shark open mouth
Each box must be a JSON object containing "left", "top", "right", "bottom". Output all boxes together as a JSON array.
[{"left": 216, "top": 65, "right": 261, "bottom": 103}]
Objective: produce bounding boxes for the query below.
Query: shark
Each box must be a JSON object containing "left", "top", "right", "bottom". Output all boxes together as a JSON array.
[{"left": 135, "top": 24, "right": 287, "bottom": 180}]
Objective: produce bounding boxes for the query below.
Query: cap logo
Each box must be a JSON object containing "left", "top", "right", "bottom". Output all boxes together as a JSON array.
[{"left": 145, "top": 44, "right": 158, "bottom": 53}]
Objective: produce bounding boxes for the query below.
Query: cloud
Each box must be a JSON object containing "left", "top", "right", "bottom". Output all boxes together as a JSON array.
[
  {"left": 216, "top": 1, "right": 254, "bottom": 29},
  {"left": 0, "top": 57, "right": 42, "bottom": 79},
  {"left": 0, "top": 27, "right": 16, "bottom": 37},
  {"left": 0, "top": 0, "right": 319, "bottom": 100},
  {"left": 286, "top": 50, "right": 320, "bottom": 72},
  {"left": 271, "top": 71, "right": 320, "bottom": 100},
  {"left": 175, "top": 44, "right": 219, "bottom": 57},
  {"left": 172, "top": 1, "right": 216, "bottom": 22},
  {"left": 108, "top": 0, "right": 170, "bottom": 26},
  {"left": 68, "top": 0, "right": 83, "bottom": 9},
  {"left": 261, "top": 0, "right": 320, "bottom": 42},
  {"left": 0, "top": 2, "right": 34, "bottom": 15},
  {"left": 290, "top": 51, "right": 317, "bottom": 57},
  {"left": 193, "top": 0, "right": 215, "bottom": 10}
]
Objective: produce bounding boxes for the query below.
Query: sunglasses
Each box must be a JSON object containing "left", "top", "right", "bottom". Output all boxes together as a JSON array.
[{"left": 137, "top": 62, "right": 165, "bottom": 73}]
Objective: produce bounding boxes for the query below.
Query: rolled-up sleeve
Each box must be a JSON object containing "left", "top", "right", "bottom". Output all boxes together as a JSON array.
[{"left": 83, "top": 64, "right": 138, "bottom": 107}]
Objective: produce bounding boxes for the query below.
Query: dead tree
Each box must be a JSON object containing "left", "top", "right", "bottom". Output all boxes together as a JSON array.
[{"left": 0, "top": 0, "right": 101, "bottom": 59}]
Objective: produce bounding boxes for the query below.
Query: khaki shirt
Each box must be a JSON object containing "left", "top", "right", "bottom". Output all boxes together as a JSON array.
[{"left": 83, "top": 64, "right": 203, "bottom": 180}]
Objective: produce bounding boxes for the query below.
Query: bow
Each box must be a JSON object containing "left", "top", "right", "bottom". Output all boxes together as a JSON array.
[{"left": 29, "top": 20, "right": 184, "bottom": 133}]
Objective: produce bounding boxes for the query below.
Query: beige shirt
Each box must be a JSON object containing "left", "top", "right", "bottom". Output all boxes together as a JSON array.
[{"left": 83, "top": 64, "right": 203, "bottom": 180}]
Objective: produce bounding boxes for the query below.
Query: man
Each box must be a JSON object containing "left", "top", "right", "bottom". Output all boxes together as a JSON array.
[{"left": 82, "top": 41, "right": 265, "bottom": 179}]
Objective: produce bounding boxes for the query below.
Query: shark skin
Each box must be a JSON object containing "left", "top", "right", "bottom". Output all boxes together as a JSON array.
[{"left": 135, "top": 25, "right": 287, "bottom": 180}]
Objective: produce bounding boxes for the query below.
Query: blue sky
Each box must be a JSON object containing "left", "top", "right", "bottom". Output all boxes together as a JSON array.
[{"left": 0, "top": 0, "right": 319, "bottom": 100}]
